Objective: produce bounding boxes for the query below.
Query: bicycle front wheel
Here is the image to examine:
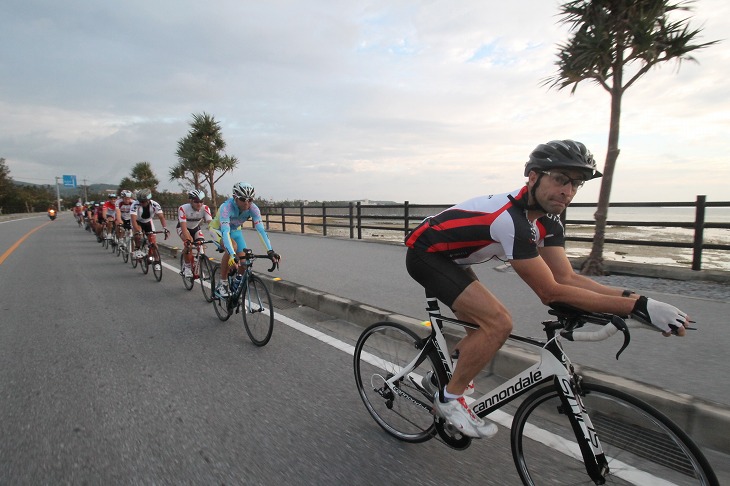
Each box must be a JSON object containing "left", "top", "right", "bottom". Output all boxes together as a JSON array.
[
  {"left": 121, "top": 236, "right": 130, "bottom": 263},
  {"left": 199, "top": 257, "right": 214, "bottom": 303},
  {"left": 180, "top": 254, "right": 194, "bottom": 290},
  {"left": 211, "top": 266, "right": 232, "bottom": 321},
  {"left": 140, "top": 247, "right": 149, "bottom": 274},
  {"left": 150, "top": 246, "right": 162, "bottom": 282},
  {"left": 511, "top": 383, "right": 718, "bottom": 486},
  {"left": 353, "top": 322, "right": 439, "bottom": 443},
  {"left": 242, "top": 275, "right": 274, "bottom": 346}
]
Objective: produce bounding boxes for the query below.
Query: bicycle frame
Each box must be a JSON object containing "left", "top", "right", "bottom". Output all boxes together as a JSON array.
[
  {"left": 381, "top": 297, "right": 611, "bottom": 482},
  {"left": 218, "top": 255, "right": 277, "bottom": 311}
]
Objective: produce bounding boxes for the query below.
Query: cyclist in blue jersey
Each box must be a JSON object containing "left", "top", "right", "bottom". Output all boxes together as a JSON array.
[
  {"left": 405, "top": 140, "right": 690, "bottom": 439},
  {"left": 209, "top": 182, "right": 280, "bottom": 297}
]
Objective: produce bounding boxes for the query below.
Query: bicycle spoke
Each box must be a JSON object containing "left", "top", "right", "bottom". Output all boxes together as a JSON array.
[
  {"left": 511, "top": 384, "right": 718, "bottom": 485},
  {"left": 242, "top": 275, "right": 274, "bottom": 346},
  {"left": 354, "top": 322, "right": 437, "bottom": 443}
]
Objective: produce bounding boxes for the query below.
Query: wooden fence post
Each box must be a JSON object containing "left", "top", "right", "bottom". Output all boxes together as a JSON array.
[
  {"left": 300, "top": 202, "right": 305, "bottom": 233},
  {"left": 348, "top": 202, "right": 354, "bottom": 239},
  {"left": 692, "top": 195, "right": 706, "bottom": 271},
  {"left": 357, "top": 201, "right": 362, "bottom": 240},
  {"left": 322, "top": 202, "right": 327, "bottom": 236}
]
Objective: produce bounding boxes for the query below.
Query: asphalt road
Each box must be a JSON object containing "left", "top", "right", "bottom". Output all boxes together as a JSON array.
[{"left": 0, "top": 214, "right": 523, "bottom": 485}]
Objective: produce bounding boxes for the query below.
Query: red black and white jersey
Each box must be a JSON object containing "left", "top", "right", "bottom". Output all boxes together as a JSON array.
[
  {"left": 177, "top": 203, "right": 212, "bottom": 230},
  {"left": 404, "top": 186, "right": 565, "bottom": 265},
  {"left": 115, "top": 199, "right": 134, "bottom": 221}
]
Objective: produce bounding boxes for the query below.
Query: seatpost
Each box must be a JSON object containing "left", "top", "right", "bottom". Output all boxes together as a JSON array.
[{"left": 426, "top": 297, "right": 440, "bottom": 315}]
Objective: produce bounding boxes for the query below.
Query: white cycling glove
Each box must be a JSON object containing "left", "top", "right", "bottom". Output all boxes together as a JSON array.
[{"left": 630, "top": 296, "right": 687, "bottom": 334}]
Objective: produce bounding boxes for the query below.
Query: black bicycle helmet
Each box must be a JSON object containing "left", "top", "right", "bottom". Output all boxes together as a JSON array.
[
  {"left": 524, "top": 140, "right": 602, "bottom": 180},
  {"left": 136, "top": 188, "right": 152, "bottom": 201}
]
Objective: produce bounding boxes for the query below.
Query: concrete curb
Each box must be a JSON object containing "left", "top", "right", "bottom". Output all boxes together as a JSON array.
[{"left": 157, "top": 242, "right": 729, "bottom": 452}]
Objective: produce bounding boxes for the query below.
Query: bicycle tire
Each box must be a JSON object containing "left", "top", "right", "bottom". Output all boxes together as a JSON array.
[
  {"left": 511, "top": 382, "right": 718, "bottom": 486},
  {"left": 353, "top": 322, "right": 439, "bottom": 443},
  {"left": 121, "top": 236, "right": 130, "bottom": 263},
  {"left": 140, "top": 245, "right": 149, "bottom": 274},
  {"left": 131, "top": 245, "right": 139, "bottom": 268},
  {"left": 242, "top": 274, "right": 274, "bottom": 346},
  {"left": 199, "top": 257, "right": 214, "bottom": 303},
  {"left": 211, "top": 266, "right": 232, "bottom": 321},
  {"left": 180, "top": 254, "right": 194, "bottom": 290},
  {"left": 114, "top": 234, "right": 121, "bottom": 256},
  {"left": 150, "top": 246, "right": 162, "bottom": 281}
]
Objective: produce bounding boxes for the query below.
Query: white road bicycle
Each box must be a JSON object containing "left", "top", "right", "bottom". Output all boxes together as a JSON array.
[{"left": 353, "top": 297, "right": 718, "bottom": 485}]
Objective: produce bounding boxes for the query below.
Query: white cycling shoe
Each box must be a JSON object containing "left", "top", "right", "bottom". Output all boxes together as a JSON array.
[{"left": 433, "top": 392, "right": 497, "bottom": 439}]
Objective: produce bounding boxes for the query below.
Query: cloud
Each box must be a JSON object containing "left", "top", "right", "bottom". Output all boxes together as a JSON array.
[{"left": 1, "top": 0, "right": 728, "bottom": 204}]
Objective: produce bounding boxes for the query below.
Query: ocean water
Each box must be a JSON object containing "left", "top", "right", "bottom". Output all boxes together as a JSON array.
[{"left": 281, "top": 204, "right": 730, "bottom": 271}]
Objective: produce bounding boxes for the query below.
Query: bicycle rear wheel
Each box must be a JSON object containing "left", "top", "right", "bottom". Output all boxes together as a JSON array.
[
  {"left": 150, "top": 246, "right": 162, "bottom": 281},
  {"left": 353, "top": 322, "right": 439, "bottom": 443},
  {"left": 242, "top": 275, "right": 274, "bottom": 346},
  {"left": 180, "top": 254, "right": 194, "bottom": 290},
  {"left": 199, "top": 257, "right": 214, "bottom": 303},
  {"left": 211, "top": 266, "right": 232, "bottom": 321},
  {"left": 511, "top": 383, "right": 718, "bottom": 486}
]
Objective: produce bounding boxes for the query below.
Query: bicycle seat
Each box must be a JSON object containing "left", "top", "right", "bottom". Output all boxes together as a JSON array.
[{"left": 547, "top": 302, "right": 587, "bottom": 318}]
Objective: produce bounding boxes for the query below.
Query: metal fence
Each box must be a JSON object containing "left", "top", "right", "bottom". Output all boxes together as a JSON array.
[{"left": 257, "top": 195, "right": 730, "bottom": 272}]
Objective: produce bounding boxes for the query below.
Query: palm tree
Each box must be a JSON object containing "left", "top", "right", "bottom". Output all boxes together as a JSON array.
[
  {"left": 130, "top": 162, "right": 160, "bottom": 193},
  {"left": 171, "top": 113, "right": 239, "bottom": 208},
  {"left": 544, "top": 0, "right": 718, "bottom": 275}
]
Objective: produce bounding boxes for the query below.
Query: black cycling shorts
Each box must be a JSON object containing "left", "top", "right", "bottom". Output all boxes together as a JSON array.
[{"left": 405, "top": 247, "right": 478, "bottom": 308}]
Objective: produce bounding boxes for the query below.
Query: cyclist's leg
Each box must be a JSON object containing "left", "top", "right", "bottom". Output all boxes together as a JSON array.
[
  {"left": 177, "top": 226, "right": 193, "bottom": 266},
  {"left": 406, "top": 248, "right": 511, "bottom": 396},
  {"left": 222, "top": 230, "right": 245, "bottom": 279}
]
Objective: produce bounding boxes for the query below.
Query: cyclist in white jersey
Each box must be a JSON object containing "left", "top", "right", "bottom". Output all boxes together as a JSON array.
[
  {"left": 177, "top": 189, "right": 213, "bottom": 278},
  {"left": 130, "top": 189, "right": 169, "bottom": 263},
  {"left": 114, "top": 189, "right": 135, "bottom": 238},
  {"left": 404, "top": 140, "right": 691, "bottom": 439}
]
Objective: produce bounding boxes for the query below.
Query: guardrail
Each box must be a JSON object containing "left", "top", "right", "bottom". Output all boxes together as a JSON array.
[{"left": 256, "top": 195, "right": 730, "bottom": 272}]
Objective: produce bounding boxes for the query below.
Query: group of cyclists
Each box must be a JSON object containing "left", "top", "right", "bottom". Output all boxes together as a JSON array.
[
  {"left": 78, "top": 181, "right": 281, "bottom": 289},
  {"left": 71, "top": 142, "right": 691, "bottom": 442}
]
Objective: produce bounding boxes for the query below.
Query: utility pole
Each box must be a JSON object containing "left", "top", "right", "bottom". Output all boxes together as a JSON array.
[
  {"left": 55, "top": 176, "right": 62, "bottom": 210},
  {"left": 82, "top": 178, "right": 88, "bottom": 201}
]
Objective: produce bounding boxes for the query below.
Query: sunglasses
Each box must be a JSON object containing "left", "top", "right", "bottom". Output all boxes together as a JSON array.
[
  {"left": 190, "top": 199, "right": 203, "bottom": 204},
  {"left": 236, "top": 196, "right": 253, "bottom": 203},
  {"left": 540, "top": 171, "right": 586, "bottom": 190}
]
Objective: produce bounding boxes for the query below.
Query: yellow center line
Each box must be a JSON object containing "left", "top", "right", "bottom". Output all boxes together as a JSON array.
[{"left": 0, "top": 221, "right": 53, "bottom": 266}]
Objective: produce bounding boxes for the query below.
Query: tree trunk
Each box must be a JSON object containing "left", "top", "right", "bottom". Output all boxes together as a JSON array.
[{"left": 581, "top": 66, "right": 624, "bottom": 275}]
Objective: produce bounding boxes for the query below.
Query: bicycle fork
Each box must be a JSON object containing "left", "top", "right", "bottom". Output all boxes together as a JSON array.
[{"left": 545, "top": 341, "right": 610, "bottom": 483}]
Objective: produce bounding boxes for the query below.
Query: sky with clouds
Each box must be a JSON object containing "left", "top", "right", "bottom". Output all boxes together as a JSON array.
[{"left": 1, "top": 0, "right": 728, "bottom": 204}]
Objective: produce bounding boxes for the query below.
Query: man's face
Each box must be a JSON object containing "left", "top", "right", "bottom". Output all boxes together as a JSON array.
[
  {"left": 529, "top": 168, "right": 587, "bottom": 214},
  {"left": 234, "top": 196, "right": 252, "bottom": 210}
]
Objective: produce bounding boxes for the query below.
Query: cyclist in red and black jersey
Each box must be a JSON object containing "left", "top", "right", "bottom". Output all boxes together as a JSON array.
[{"left": 405, "top": 140, "right": 691, "bottom": 439}]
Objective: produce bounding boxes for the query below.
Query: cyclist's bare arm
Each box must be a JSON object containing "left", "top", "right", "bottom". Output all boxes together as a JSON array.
[
  {"left": 539, "top": 246, "right": 631, "bottom": 297},
  {"left": 510, "top": 254, "right": 636, "bottom": 316}
]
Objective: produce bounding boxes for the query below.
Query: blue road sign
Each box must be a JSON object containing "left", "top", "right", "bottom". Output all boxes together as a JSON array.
[{"left": 62, "top": 175, "right": 77, "bottom": 188}]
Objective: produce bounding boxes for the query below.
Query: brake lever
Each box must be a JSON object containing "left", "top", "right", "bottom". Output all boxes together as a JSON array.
[{"left": 612, "top": 315, "right": 630, "bottom": 360}]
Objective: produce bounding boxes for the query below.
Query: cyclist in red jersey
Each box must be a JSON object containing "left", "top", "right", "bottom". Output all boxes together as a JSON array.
[{"left": 405, "top": 140, "right": 690, "bottom": 439}]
